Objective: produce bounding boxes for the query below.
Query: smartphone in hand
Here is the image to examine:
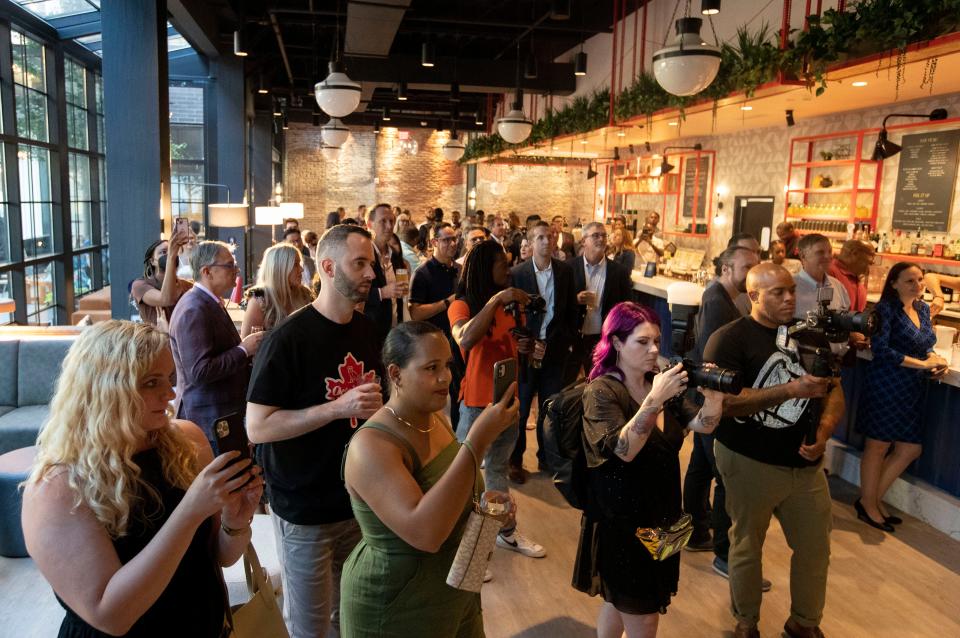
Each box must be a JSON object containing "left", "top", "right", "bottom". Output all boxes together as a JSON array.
[
  {"left": 211, "top": 412, "right": 253, "bottom": 489},
  {"left": 174, "top": 216, "right": 190, "bottom": 237},
  {"left": 492, "top": 358, "right": 517, "bottom": 404}
]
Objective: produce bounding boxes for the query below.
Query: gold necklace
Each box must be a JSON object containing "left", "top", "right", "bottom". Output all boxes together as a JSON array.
[{"left": 385, "top": 405, "right": 436, "bottom": 433}]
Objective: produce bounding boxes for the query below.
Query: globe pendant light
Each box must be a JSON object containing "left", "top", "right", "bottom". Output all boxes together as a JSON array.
[
  {"left": 497, "top": 97, "right": 533, "bottom": 144},
  {"left": 443, "top": 133, "right": 466, "bottom": 161},
  {"left": 652, "top": 17, "right": 721, "bottom": 97},
  {"left": 314, "top": 61, "right": 361, "bottom": 118},
  {"left": 321, "top": 117, "right": 349, "bottom": 147}
]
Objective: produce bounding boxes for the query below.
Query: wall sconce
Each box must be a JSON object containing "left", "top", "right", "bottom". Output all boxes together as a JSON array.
[{"left": 872, "top": 108, "right": 948, "bottom": 160}]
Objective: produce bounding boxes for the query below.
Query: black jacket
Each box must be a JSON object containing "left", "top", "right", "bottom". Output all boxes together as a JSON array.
[
  {"left": 364, "top": 245, "right": 406, "bottom": 346},
  {"left": 510, "top": 258, "right": 577, "bottom": 366},
  {"left": 566, "top": 255, "right": 634, "bottom": 334}
]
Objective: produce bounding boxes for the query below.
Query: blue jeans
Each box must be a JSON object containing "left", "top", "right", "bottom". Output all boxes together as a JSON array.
[{"left": 457, "top": 402, "right": 518, "bottom": 533}]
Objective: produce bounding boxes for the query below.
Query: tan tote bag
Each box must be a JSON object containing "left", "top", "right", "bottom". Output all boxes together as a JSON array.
[{"left": 226, "top": 543, "right": 289, "bottom": 638}]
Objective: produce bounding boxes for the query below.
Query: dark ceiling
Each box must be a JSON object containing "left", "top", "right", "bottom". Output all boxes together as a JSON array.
[{"left": 220, "top": 0, "right": 616, "bottom": 131}]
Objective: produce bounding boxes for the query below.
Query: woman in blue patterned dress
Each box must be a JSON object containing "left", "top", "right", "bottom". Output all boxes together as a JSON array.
[{"left": 856, "top": 262, "right": 948, "bottom": 531}]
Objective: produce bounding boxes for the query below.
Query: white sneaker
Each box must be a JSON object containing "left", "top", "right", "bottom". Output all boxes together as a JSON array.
[
  {"left": 483, "top": 568, "right": 493, "bottom": 583},
  {"left": 496, "top": 531, "right": 546, "bottom": 558}
]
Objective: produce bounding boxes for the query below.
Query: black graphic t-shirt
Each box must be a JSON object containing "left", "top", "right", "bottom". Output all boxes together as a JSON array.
[
  {"left": 703, "top": 317, "right": 821, "bottom": 468},
  {"left": 248, "top": 305, "right": 382, "bottom": 524}
]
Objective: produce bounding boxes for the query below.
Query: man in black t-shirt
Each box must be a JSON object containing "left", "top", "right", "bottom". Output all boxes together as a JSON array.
[
  {"left": 247, "top": 224, "right": 383, "bottom": 638},
  {"left": 408, "top": 222, "right": 464, "bottom": 429},
  {"left": 702, "top": 263, "right": 843, "bottom": 638}
]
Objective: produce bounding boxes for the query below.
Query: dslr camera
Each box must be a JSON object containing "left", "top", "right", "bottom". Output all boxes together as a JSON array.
[
  {"left": 795, "top": 287, "right": 878, "bottom": 343},
  {"left": 668, "top": 357, "right": 743, "bottom": 395},
  {"left": 505, "top": 294, "right": 547, "bottom": 373}
]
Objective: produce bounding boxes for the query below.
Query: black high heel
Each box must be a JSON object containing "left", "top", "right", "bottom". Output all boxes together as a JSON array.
[
  {"left": 855, "top": 499, "right": 894, "bottom": 532},
  {"left": 882, "top": 512, "right": 903, "bottom": 525}
]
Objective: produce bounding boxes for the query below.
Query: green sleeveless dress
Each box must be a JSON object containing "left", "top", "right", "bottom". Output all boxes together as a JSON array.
[{"left": 340, "top": 421, "right": 485, "bottom": 638}]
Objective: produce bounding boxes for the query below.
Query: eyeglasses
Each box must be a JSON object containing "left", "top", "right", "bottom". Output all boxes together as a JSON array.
[
  {"left": 209, "top": 262, "right": 239, "bottom": 271},
  {"left": 586, "top": 233, "right": 607, "bottom": 241},
  {"left": 437, "top": 236, "right": 458, "bottom": 243}
]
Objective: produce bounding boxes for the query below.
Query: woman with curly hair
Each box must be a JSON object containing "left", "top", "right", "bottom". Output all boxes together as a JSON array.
[
  {"left": 21, "top": 320, "right": 263, "bottom": 637},
  {"left": 241, "top": 242, "right": 315, "bottom": 338}
]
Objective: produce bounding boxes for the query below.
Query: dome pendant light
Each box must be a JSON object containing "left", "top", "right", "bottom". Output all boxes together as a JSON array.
[
  {"left": 314, "top": 60, "right": 361, "bottom": 118},
  {"left": 321, "top": 117, "right": 349, "bottom": 147},
  {"left": 443, "top": 131, "right": 466, "bottom": 161},
  {"left": 497, "top": 92, "right": 533, "bottom": 144},
  {"left": 652, "top": 17, "right": 721, "bottom": 97}
]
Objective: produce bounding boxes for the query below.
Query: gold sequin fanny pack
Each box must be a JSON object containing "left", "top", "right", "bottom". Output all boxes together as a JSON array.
[{"left": 635, "top": 513, "right": 693, "bottom": 561}]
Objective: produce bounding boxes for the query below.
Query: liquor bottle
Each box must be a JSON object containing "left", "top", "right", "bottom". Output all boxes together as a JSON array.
[
  {"left": 890, "top": 230, "right": 901, "bottom": 254},
  {"left": 878, "top": 233, "right": 889, "bottom": 253},
  {"left": 945, "top": 237, "right": 955, "bottom": 260},
  {"left": 933, "top": 235, "right": 945, "bottom": 258},
  {"left": 910, "top": 229, "right": 921, "bottom": 255}
]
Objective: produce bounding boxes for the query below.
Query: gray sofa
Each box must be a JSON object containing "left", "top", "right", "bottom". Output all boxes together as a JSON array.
[{"left": 0, "top": 338, "right": 75, "bottom": 456}]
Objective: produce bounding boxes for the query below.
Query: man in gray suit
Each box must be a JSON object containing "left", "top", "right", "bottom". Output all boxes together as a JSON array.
[{"left": 168, "top": 240, "right": 264, "bottom": 445}]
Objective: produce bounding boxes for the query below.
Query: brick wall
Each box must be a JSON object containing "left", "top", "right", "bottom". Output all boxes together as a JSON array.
[
  {"left": 284, "top": 124, "right": 466, "bottom": 231},
  {"left": 284, "top": 123, "right": 594, "bottom": 232},
  {"left": 476, "top": 162, "right": 595, "bottom": 224}
]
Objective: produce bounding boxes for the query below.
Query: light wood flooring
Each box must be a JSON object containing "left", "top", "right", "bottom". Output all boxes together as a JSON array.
[{"left": 2, "top": 429, "right": 959, "bottom": 637}]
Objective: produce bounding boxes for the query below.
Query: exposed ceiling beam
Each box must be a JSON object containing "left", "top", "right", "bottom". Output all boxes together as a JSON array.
[
  {"left": 268, "top": 11, "right": 295, "bottom": 87},
  {"left": 168, "top": 0, "right": 221, "bottom": 58}
]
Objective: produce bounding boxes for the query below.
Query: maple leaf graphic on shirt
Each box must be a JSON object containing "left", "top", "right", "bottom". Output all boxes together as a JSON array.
[{"left": 325, "top": 352, "right": 378, "bottom": 428}]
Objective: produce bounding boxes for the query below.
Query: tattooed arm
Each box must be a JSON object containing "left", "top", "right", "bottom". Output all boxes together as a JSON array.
[{"left": 612, "top": 398, "right": 663, "bottom": 462}]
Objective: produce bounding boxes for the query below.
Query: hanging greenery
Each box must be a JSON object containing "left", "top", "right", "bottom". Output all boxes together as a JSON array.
[{"left": 462, "top": 0, "right": 960, "bottom": 162}]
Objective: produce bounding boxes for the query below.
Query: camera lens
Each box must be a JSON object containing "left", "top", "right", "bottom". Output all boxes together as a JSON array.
[{"left": 669, "top": 357, "right": 743, "bottom": 395}]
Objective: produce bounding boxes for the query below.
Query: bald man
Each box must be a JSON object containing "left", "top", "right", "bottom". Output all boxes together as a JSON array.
[{"left": 702, "top": 263, "right": 844, "bottom": 638}]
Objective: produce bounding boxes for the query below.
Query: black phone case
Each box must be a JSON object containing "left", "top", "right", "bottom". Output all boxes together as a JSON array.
[
  {"left": 211, "top": 413, "right": 253, "bottom": 488},
  {"left": 493, "top": 359, "right": 517, "bottom": 404}
]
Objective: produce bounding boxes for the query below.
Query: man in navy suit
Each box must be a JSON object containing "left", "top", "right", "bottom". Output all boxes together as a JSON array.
[
  {"left": 364, "top": 203, "right": 408, "bottom": 349},
  {"left": 508, "top": 221, "right": 577, "bottom": 480},
  {"left": 565, "top": 221, "right": 634, "bottom": 383},
  {"left": 168, "top": 240, "right": 264, "bottom": 445}
]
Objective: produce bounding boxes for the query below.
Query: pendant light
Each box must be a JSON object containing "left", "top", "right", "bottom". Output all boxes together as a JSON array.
[
  {"left": 443, "top": 130, "right": 466, "bottom": 161},
  {"left": 660, "top": 144, "right": 702, "bottom": 174},
  {"left": 321, "top": 117, "right": 349, "bottom": 147},
  {"left": 701, "top": 0, "right": 721, "bottom": 15},
  {"left": 574, "top": 50, "right": 587, "bottom": 76},
  {"left": 397, "top": 81, "right": 408, "bottom": 101},
  {"left": 257, "top": 73, "right": 269, "bottom": 95},
  {"left": 872, "top": 109, "right": 948, "bottom": 160},
  {"left": 382, "top": 107, "right": 391, "bottom": 122},
  {"left": 233, "top": 29, "right": 247, "bottom": 57},
  {"left": 653, "top": 17, "right": 721, "bottom": 96},
  {"left": 497, "top": 44, "right": 533, "bottom": 144},
  {"left": 525, "top": 55, "right": 538, "bottom": 80},
  {"left": 314, "top": 61, "right": 361, "bottom": 118},
  {"left": 422, "top": 42, "right": 436, "bottom": 67}
]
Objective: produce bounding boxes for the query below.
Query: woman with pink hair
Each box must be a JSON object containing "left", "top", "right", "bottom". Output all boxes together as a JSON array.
[{"left": 575, "top": 301, "right": 724, "bottom": 638}]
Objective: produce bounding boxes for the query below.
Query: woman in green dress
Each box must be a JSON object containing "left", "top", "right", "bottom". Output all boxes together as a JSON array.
[{"left": 341, "top": 321, "right": 518, "bottom": 637}]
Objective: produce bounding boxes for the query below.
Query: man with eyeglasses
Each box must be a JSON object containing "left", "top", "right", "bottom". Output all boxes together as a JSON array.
[
  {"left": 409, "top": 222, "right": 466, "bottom": 430},
  {"left": 168, "top": 240, "right": 265, "bottom": 447},
  {"left": 565, "top": 222, "right": 634, "bottom": 383},
  {"left": 456, "top": 227, "right": 489, "bottom": 266}
]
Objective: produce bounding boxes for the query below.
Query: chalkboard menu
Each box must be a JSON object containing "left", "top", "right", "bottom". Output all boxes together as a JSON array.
[
  {"left": 891, "top": 129, "right": 960, "bottom": 232},
  {"left": 682, "top": 155, "right": 710, "bottom": 220}
]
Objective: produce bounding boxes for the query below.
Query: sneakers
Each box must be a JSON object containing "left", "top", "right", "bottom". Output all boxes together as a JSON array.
[
  {"left": 712, "top": 556, "right": 772, "bottom": 592},
  {"left": 496, "top": 530, "right": 546, "bottom": 558}
]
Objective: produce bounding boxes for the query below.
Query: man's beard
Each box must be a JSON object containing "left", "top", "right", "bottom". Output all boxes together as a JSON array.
[{"left": 334, "top": 267, "right": 369, "bottom": 302}]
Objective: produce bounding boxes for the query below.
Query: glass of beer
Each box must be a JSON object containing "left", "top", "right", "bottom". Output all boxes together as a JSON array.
[
  {"left": 583, "top": 290, "right": 597, "bottom": 310},
  {"left": 395, "top": 268, "right": 409, "bottom": 297}
]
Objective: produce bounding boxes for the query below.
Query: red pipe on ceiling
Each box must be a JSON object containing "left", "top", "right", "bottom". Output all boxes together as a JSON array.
[
  {"left": 780, "top": 0, "right": 792, "bottom": 50},
  {"left": 609, "top": 0, "right": 620, "bottom": 126},
  {"left": 639, "top": 0, "right": 647, "bottom": 73}
]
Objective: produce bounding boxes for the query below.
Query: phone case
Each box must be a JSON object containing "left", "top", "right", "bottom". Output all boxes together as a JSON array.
[
  {"left": 212, "top": 413, "right": 253, "bottom": 488},
  {"left": 492, "top": 359, "right": 517, "bottom": 404}
]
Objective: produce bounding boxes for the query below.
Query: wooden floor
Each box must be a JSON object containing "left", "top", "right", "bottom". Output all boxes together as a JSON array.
[{"left": 2, "top": 429, "right": 959, "bottom": 637}]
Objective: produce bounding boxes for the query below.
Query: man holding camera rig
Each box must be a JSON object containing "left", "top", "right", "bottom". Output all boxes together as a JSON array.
[
  {"left": 508, "top": 221, "right": 577, "bottom": 482},
  {"left": 703, "top": 263, "right": 845, "bottom": 638}
]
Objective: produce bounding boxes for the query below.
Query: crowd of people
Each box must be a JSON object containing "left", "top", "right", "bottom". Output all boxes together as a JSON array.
[{"left": 18, "top": 202, "right": 956, "bottom": 638}]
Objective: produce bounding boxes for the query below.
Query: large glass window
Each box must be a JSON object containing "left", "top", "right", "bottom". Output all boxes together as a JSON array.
[
  {"left": 24, "top": 261, "right": 56, "bottom": 324},
  {"left": 18, "top": 144, "right": 54, "bottom": 258},
  {"left": 65, "top": 57, "right": 88, "bottom": 150},
  {"left": 0, "top": 148, "right": 9, "bottom": 265},
  {"left": 170, "top": 83, "right": 205, "bottom": 229},
  {"left": 11, "top": 30, "right": 49, "bottom": 143},
  {"left": 69, "top": 153, "right": 91, "bottom": 249}
]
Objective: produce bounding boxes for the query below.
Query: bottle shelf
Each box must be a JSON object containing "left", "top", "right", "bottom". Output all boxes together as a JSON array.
[
  {"left": 789, "top": 159, "right": 877, "bottom": 168},
  {"left": 876, "top": 252, "right": 960, "bottom": 266}
]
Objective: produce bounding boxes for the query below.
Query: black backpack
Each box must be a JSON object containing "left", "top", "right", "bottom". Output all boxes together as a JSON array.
[{"left": 540, "top": 381, "right": 589, "bottom": 510}]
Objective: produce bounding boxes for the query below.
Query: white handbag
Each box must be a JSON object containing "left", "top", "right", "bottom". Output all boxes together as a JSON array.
[
  {"left": 226, "top": 543, "right": 289, "bottom": 638},
  {"left": 445, "top": 485, "right": 510, "bottom": 593}
]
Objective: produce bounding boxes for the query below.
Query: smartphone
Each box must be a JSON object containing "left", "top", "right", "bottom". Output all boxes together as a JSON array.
[
  {"left": 174, "top": 216, "right": 189, "bottom": 237},
  {"left": 211, "top": 412, "right": 253, "bottom": 488},
  {"left": 492, "top": 358, "right": 517, "bottom": 404}
]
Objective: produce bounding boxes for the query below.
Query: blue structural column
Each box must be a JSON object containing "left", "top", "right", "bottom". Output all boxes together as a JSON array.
[
  {"left": 102, "top": 0, "right": 170, "bottom": 318},
  {"left": 209, "top": 56, "right": 249, "bottom": 280},
  {"left": 248, "top": 112, "right": 274, "bottom": 279}
]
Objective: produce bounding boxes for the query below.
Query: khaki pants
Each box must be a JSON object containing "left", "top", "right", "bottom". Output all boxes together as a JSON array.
[{"left": 714, "top": 440, "right": 832, "bottom": 628}]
